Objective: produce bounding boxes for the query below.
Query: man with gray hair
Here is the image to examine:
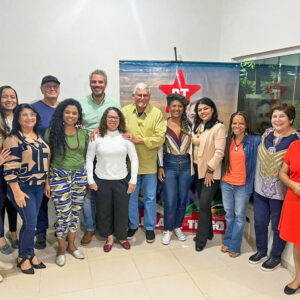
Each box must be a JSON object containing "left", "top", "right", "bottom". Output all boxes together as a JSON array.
[
  {"left": 79, "top": 69, "right": 121, "bottom": 245},
  {"left": 122, "top": 83, "right": 166, "bottom": 242}
]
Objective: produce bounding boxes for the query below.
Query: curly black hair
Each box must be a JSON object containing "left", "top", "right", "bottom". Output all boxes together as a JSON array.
[
  {"left": 99, "top": 107, "right": 126, "bottom": 137},
  {"left": 193, "top": 97, "right": 220, "bottom": 133},
  {"left": 48, "top": 98, "right": 82, "bottom": 158},
  {"left": 11, "top": 104, "right": 40, "bottom": 140},
  {"left": 0, "top": 85, "right": 19, "bottom": 138}
]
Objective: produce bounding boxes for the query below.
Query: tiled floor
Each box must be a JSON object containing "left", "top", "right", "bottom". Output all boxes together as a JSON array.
[{"left": 0, "top": 229, "right": 295, "bottom": 300}]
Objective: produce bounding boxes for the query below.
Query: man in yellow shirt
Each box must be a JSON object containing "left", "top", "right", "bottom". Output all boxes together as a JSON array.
[{"left": 122, "top": 83, "right": 166, "bottom": 242}]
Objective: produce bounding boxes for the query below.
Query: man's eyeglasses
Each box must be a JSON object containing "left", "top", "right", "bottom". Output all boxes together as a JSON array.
[{"left": 44, "top": 84, "right": 59, "bottom": 90}]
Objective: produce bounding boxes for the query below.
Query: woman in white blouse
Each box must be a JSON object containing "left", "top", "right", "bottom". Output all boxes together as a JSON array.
[{"left": 86, "top": 107, "right": 138, "bottom": 252}]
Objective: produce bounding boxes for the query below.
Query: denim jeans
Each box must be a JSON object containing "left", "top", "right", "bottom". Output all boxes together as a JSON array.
[
  {"left": 83, "top": 190, "right": 96, "bottom": 231},
  {"left": 253, "top": 192, "right": 286, "bottom": 258},
  {"left": 129, "top": 173, "right": 157, "bottom": 230},
  {"left": 8, "top": 184, "right": 44, "bottom": 258},
  {"left": 35, "top": 194, "right": 49, "bottom": 237},
  {"left": 221, "top": 181, "right": 250, "bottom": 254},
  {"left": 0, "top": 190, "right": 5, "bottom": 237},
  {"left": 162, "top": 154, "right": 194, "bottom": 231}
]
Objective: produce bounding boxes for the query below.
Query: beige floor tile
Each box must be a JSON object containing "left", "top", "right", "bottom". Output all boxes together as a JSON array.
[
  {"left": 171, "top": 244, "right": 228, "bottom": 271},
  {"left": 144, "top": 273, "right": 206, "bottom": 300},
  {"left": 228, "top": 263, "right": 293, "bottom": 294},
  {"left": 0, "top": 269, "right": 40, "bottom": 300},
  {"left": 40, "top": 289, "right": 95, "bottom": 300},
  {"left": 189, "top": 266, "right": 253, "bottom": 299},
  {"left": 94, "top": 280, "right": 151, "bottom": 300},
  {"left": 132, "top": 249, "right": 185, "bottom": 279},
  {"left": 89, "top": 255, "right": 141, "bottom": 287},
  {"left": 236, "top": 289, "right": 293, "bottom": 300},
  {"left": 39, "top": 262, "right": 92, "bottom": 298}
]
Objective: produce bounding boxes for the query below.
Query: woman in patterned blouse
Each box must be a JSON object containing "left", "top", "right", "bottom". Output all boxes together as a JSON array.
[{"left": 4, "top": 104, "right": 50, "bottom": 275}]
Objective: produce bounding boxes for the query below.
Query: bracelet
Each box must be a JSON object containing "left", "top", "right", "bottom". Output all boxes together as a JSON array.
[{"left": 206, "top": 169, "right": 214, "bottom": 174}]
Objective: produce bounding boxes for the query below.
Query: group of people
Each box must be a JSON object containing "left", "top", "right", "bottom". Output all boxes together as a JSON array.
[{"left": 0, "top": 70, "right": 299, "bottom": 296}]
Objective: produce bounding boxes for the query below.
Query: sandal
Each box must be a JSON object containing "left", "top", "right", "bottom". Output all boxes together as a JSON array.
[
  {"left": 17, "top": 257, "right": 34, "bottom": 274},
  {"left": 29, "top": 255, "right": 46, "bottom": 269},
  {"left": 220, "top": 245, "right": 228, "bottom": 253},
  {"left": 229, "top": 252, "right": 240, "bottom": 258}
]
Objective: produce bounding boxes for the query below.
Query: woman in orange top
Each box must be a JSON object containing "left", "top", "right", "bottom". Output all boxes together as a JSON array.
[{"left": 221, "top": 112, "right": 260, "bottom": 257}]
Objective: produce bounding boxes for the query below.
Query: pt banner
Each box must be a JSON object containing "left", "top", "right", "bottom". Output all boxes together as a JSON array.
[{"left": 119, "top": 60, "right": 240, "bottom": 234}]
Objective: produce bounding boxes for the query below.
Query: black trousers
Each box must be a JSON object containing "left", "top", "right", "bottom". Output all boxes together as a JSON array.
[
  {"left": 195, "top": 176, "right": 220, "bottom": 247},
  {"left": 94, "top": 177, "right": 130, "bottom": 240},
  {"left": 0, "top": 173, "right": 17, "bottom": 236}
]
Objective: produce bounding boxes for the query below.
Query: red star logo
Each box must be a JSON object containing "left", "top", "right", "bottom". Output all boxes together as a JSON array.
[
  {"left": 159, "top": 70, "right": 200, "bottom": 112},
  {"left": 264, "top": 75, "right": 287, "bottom": 104}
]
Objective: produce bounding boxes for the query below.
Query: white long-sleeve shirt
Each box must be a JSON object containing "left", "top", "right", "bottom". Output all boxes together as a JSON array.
[{"left": 86, "top": 130, "right": 139, "bottom": 185}]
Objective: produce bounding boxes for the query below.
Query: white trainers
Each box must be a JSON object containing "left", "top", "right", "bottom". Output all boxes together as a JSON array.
[
  {"left": 161, "top": 231, "right": 172, "bottom": 245},
  {"left": 174, "top": 228, "right": 186, "bottom": 241}
]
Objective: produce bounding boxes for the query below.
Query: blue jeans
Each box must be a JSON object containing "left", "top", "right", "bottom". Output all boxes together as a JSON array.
[
  {"left": 163, "top": 154, "right": 193, "bottom": 231},
  {"left": 35, "top": 194, "right": 49, "bottom": 237},
  {"left": 8, "top": 184, "right": 44, "bottom": 258},
  {"left": 83, "top": 190, "right": 96, "bottom": 231},
  {"left": 221, "top": 181, "right": 250, "bottom": 254},
  {"left": 129, "top": 173, "right": 157, "bottom": 230},
  {"left": 253, "top": 192, "right": 286, "bottom": 258}
]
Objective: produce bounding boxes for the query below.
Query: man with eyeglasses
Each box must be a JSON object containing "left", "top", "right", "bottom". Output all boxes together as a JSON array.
[
  {"left": 121, "top": 83, "right": 166, "bottom": 243},
  {"left": 79, "top": 69, "right": 121, "bottom": 246},
  {"left": 32, "top": 75, "right": 60, "bottom": 249}
]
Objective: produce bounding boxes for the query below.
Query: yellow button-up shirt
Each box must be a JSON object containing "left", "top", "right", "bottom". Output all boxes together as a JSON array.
[{"left": 121, "top": 103, "right": 166, "bottom": 174}]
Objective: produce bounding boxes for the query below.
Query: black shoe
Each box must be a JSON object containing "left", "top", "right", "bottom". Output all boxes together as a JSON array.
[
  {"left": 17, "top": 257, "right": 34, "bottom": 275},
  {"left": 261, "top": 257, "right": 281, "bottom": 271},
  {"left": 35, "top": 235, "right": 46, "bottom": 250},
  {"left": 146, "top": 230, "right": 155, "bottom": 243},
  {"left": 248, "top": 252, "right": 267, "bottom": 264},
  {"left": 195, "top": 243, "right": 206, "bottom": 252},
  {"left": 29, "top": 255, "right": 46, "bottom": 269},
  {"left": 284, "top": 284, "right": 300, "bottom": 295},
  {"left": 127, "top": 228, "right": 138, "bottom": 240}
]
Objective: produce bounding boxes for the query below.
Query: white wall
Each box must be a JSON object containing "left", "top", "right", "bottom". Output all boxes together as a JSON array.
[
  {"left": 220, "top": 0, "right": 300, "bottom": 61},
  {"left": 0, "top": 0, "right": 222, "bottom": 102}
]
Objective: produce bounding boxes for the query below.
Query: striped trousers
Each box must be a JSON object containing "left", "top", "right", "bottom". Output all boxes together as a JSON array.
[{"left": 50, "top": 167, "right": 88, "bottom": 239}]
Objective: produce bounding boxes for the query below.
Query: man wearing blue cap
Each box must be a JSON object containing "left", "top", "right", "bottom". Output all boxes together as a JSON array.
[{"left": 32, "top": 75, "right": 60, "bottom": 249}]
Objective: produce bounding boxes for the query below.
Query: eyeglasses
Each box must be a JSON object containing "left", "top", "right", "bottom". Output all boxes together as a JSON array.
[
  {"left": 43, "top": 84, "right": 59, "bottom": 90},
  {"left": 20, "top": 113, "right": 37, "bottom": 118},
  {"left": 107, "top": 116, "right": 119, "bottom": 121}
]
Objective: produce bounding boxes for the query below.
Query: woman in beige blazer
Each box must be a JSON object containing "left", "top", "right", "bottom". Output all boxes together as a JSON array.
[{"left": 191, "top": 97, "right": 227, "bottom": 251}]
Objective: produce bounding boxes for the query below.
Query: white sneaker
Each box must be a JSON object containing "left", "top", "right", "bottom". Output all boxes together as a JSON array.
[
  {"left": 174, "top": 228, "right": 186, "bottom": 241},
  {"left": 161, "top": 231, "right": 172, "bottom": 245}
]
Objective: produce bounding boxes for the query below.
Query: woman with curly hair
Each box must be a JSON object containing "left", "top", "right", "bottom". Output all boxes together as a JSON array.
[
  {"left": 44, "top": 99, "right": 89, "bottom": 266},
  {"left": 158, "top": 94, "right": 193, "bottom": 245},
  {"left": 86, "top": 107, "right": 138, "bottom": 252},
  {"left": 0, "top": 85, "right": 19, "bottom": 255}
]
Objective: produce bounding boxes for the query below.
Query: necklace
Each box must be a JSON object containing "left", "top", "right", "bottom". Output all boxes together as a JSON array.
[
  {"left": 233, "top": 138, "right": 242, "bottom": 152},
  {"left": 66, "top": 128, "right": 80, "bottom": 151}
]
